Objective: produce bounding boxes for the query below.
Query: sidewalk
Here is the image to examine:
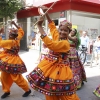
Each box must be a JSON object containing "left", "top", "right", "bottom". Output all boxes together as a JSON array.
[{"left": 0, "top": 49, "right": 100, "bottom": 100}]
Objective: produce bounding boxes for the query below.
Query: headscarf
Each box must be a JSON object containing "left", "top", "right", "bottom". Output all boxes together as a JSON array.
[
  {"left": 9, "top": 28, "right": 18, "bottom": 38},
  {"left": 74, "top": 29, "right": 81, "bottom": 50},
  {"left": 59, "top": 20, "right": 72, "bottom": 32}
]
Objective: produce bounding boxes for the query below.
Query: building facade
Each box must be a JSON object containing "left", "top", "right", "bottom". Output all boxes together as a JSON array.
[{"left": 17, "top": 0, "right": 100, "bottom": 50}]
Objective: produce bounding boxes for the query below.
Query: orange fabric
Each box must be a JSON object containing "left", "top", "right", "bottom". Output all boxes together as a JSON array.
[
  {"left": 1, "top": 71, "right": 29, "bottom": 92},
  {"left": 38, "top": 59, "right": 73, "bottom": 80},
  {"left": 42, "top": 22, "right": 70, "bottom": 53},
  {"left": 45, "top": 94, "right": 80, "bottom": 100},
  {"left": 0, "top": 28, "right": 24, "bottom": 49},
  {"left": 39, "top": 21, "right": 72, "bottom": 80},
  {"left": 0, "top": 28, "right": 25, "bottom": 65},
  {"left": 42, "top": 36, "right": 70, "bottom": 52},
  {"left": 37, "top": 22, "right": 80, "bottom": 99},
  {"left": 0, "top": 28, "right": 29, "bottom": 92},
  {"left": 48, "top": 22, "right": 59, "bottom": 41}
]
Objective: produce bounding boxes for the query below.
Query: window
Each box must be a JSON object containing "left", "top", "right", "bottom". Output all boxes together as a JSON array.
[{"left": 52, "top": 19, "right": 58, "bottom": 26}]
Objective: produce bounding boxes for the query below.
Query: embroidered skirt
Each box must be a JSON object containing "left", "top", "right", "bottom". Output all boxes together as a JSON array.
[
  {"left": 68, "top": 47, "right": 87, "bottom": 89},
  {"left": 0, "top": 51, "right": 27, "bottom": 74},
  {"left": 26, "top": 55, "right": 76, "bottom": 96}
]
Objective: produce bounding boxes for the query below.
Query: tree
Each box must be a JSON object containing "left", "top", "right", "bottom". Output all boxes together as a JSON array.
[
  {"left": 0, "top": 0, "right": 22, "bottom": 19},
  {"left": 0, "top": 0, "right": 23, "bottom": 38}
]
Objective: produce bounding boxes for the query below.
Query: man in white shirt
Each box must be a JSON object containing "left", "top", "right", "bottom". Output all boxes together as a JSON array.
[
  {"left": 80, "top": 31, "right": 89, "bottom": 48},
  {"left": 80, "top": 31, "right": 90, "bottom": 65}
]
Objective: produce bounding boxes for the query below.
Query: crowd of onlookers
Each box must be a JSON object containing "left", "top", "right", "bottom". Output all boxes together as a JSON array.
[{"left": 79, "top": 30, "right": 100, "bottom": 66}]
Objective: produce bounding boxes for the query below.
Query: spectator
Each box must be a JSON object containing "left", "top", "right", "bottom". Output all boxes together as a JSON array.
[
  {"left": 80, "top": 31, "right": 89, "bottom": 64},
  {"left": 93, "top": 36, "right": 100, "bottom": 65},
  {"left": 80, "top": 31, "right": 89, "bottom": 48}
]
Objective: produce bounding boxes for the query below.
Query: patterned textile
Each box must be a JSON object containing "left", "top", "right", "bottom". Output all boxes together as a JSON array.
[
  {"left": 68, "top": 46, "right": 87, "bottom": 89},
  {"left": 27, "top": 67, "right": 75, "bottom": 96},
  {"left": 0, "top": 46, "right": 27, "bottom": 74},
  {"left": 93, "top": 86, "right": 100, "bottom": 98},
  {"left": 68, "top": 47, "right": 77, "bottom": 58},
  {"left": 27, "top": 50, "right": 76, "bottom": 95}
]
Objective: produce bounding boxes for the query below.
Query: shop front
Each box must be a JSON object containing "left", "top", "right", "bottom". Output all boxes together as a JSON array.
[{"left": 17, "top": 0, "right": 100, "bottom": 51}]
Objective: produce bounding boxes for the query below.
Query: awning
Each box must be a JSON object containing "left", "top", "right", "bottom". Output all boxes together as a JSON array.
[{"left": 17, "top": 0, "right": 100, "bottom": 19}]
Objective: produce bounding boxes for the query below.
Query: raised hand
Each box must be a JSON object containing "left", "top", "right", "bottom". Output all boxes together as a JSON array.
[
  {"left": 11, "top": 21, "right": 20, "bottom": 29},
  {"left": 39, "top": 6, "right": 48, "bottom": 13},
  {"left": 11, "top": 21, "right": 16, "bottom": 25},
  {"left": 37, "top": 16, "right": 45, "bottom": 26}
]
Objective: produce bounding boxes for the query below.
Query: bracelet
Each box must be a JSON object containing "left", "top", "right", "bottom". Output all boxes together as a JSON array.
[{"left": 40, "top": 33, "right": 47, "bottom": 39}]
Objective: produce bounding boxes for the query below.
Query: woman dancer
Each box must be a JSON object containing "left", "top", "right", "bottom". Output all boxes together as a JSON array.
[
  {"left": 26, "top": 6, "right": 80, "bottom": 100},
  {"left": 68, "top": 28, "right": 87, "bottom": 89}
]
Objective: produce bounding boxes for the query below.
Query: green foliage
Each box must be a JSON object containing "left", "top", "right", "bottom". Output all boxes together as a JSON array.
[{"left": 0, "top": 0, "right": 22, "bottom": 19}]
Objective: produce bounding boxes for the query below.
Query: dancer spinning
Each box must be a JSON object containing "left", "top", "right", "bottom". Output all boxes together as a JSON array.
[
  {"left": 26, "top": 6, "right": 80, "bottom": 100},
  {"left": 0, "top": 21, "right": 31, "bottom": 99}
]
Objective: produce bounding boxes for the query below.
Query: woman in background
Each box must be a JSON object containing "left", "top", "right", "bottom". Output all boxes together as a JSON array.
[{"left": 68, "top": 28, "right": 87, "bottom": 90}]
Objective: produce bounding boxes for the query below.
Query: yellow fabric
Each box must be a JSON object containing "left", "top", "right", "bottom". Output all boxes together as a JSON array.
[
  {"left": 17, "top": 28, "right": 24, "bottom": 41},
  {"left": 42, "top": 22, "right": 70, "bottom": 52},
  {"left": 45, "top": 94, "right": 80, "bottom": 100},
  {"left": 48, "top": 22, "right": 59, "bottom": 41},
  {"left": 1, "top": 71, "right": 29, "bottom": 92},
  {"left": 37, "top": 21, "right": 80, "bottom": 99},
  {"left": 38, "top": 59, "right": 73, "bottom": 80},
  {"left": 0, "top": 28, "right": 24, "bottom": 49},
  {"left": 42, "top": 37, "right": 70, "bottom": 53},
  {"left": 0, "top": 52, "right": 24, "bottom": 65},
  {"left": 0, "top": 28, "right": 24, "bottom": 65},
  {"left": 39, "top": 21, "right": 72, "bottom": 80},
  {"left": 0, "top": 28, "right": 29, "bottom": 92}
]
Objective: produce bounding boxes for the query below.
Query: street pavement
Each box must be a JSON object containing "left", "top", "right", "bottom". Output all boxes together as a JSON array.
[{"left": 0, "top": 49, "right": 100, "bottom": 100}]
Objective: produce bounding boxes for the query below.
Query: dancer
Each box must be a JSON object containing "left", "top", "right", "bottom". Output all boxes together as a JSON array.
[
  {"left": 68, "top": 28, "right": 87, "bottom": 89},
  {"left": 0, "top": 21, "right": 31, "bottom": 99},
  {"left": 93, "top": 36, "right": 100, "bottom": 98},
  {"left": 26, "top": 6, "right": 80, "bottom": 100}
]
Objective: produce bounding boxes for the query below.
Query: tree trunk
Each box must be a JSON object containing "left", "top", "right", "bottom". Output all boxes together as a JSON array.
[{"left": 4, "top": 17, "right": 8, "bottom": 39}]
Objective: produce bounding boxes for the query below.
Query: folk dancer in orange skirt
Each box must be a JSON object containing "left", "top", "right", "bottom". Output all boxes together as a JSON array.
[
  {"left": 0, "top": 28, "right": 4, "bottom": 81},
  {"left": 26, "top": 6, "right": 80, "bottom": 100},
  {"left": 0, "top": 21, "right": 31, "bottom": 99},
  {"left": 68, "top": 28, "right": 87, "bottom": 90}
]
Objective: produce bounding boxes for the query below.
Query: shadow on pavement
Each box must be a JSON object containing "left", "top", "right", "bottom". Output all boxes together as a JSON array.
[{"left": 77, "top": 75, "right": 100, "bottom": 100}]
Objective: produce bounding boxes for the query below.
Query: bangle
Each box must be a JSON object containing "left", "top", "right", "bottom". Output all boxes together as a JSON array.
[{"left": 40, "top": 33, "right": 47, "bottom": 39}]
